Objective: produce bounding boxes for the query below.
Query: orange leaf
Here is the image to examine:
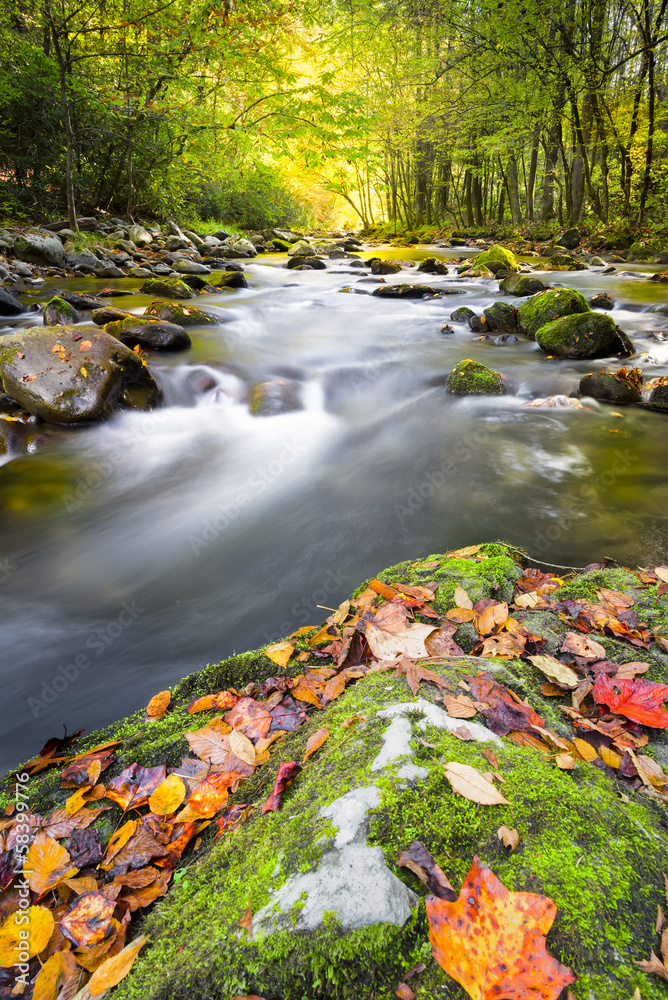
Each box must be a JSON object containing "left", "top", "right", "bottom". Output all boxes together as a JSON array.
[
  {"left": 59, "top": 892, "right": 115, "bottom": 947},
  {"left": 426, "top": 856, "right": 575, "bottom": 1000},
  {"left": 303, "top": 728, "right": 330, "bottom": 762},
  {"left": 33, "top": 950, "right": 77, "bottom": 1000},
  {"left": 88, "top": 933, "right": 149, "bottom": 995},
  {"left": 146, "top": 690, "right": 171, "bottom": 717},
  {"left": 475, "top": 602, "right": 509, "bottom": 636},
  {"left": 148, "top": 774, "right": 186, "bottom": 816},
  {"left": 25, "top": 832, "right": 78, "bottom": 894},
  {"left": 238, "top": 901, "right": 253, "bottom": 933}
]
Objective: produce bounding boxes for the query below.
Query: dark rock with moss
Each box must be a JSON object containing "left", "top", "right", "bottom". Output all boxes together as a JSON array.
[
  {"left": 250, "top": 378, "right": 302, "bottom": 415},
  {"left": 216, "top": 271, "right": 249, "bottom": 289},
  {"left": 479, "top": 301, "right": 517, "bottom": 332},
  {"left": 447, "top": 359, "right": 508, "bottom": 395},
  {"left": 371, "top": 260, "right": 402, "bottom": 275},
  {"left": 371, "top": 284, "right": 441, "bottom": 299},
  {"left": 58, "top": 291, "right": 105, "bottom": 311},
  {"left": 286, "top": 255, "right": 326, "bottom": 270},
  {"left": 144, "top": 301, "right": 217, "bottom": 326},
  {"left": 474, "top": 245, "right": 519, "bottom": 274},
  {"left": 13, "top": 231, "right": 66, "bottom": 267},
  {"left": 499, "top": 274, "right": 546, "bottom": 297},
  {"left": 140, "top": 278, "right": 193, "bottom": 300},
  {"left": 589, "top": 293, "right": 614, "bottom": 310},
  {"left": 536, "top": 313, "right": 634, "bottom": 359},
  {"left": 0, "top": 326, "right": 159, "bottom": 423},
  {"left": 91, "top": 306, "right": 132, "bottom": 325},
  {"left": 5, "top": 543, "right": 667, "bottom": 1000},
  {"left": 557, "top": 227, "right": 580, "bottom": 249},
  {"left": 579, "top": 371, "right": 643, "bottom": 404},
  {"left": 649, "top": 379, "right": 668, "bottom": 409},
  {"left": 517, "top": 288, "right": 590, "bottom": 339},
  {"left": 417, "top": 257, "right": 448, "bottom": 275},
  {"left": 105, "top": 316, "right": 191, "bottom": 351},
  {"left": 450, "top": 306, "right": 475, "bottom": 323},
  {"left": 43, "top": 295, "right": 79, "bottom": 326},
  {"left": 535, "top": 252, "right": 586, "bottom": 272}
]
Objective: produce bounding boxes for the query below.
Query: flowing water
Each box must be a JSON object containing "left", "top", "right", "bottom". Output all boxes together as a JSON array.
[{"left": 2, "top": 245, "right": 668, "bottom": 770}]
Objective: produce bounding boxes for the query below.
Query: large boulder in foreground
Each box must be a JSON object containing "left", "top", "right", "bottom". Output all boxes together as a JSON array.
[
  {"left": 6, "top": 543, "right": 668, "bottom": 1000},
  {"left": 579, "top": 369, "right": 643, "bottom": 404},
  {"left": 517, "top": 288, "right": 590, "bottom": 339},
  {"left": 447, "top": 359, "right": 508, "bottom": 395},
  {"left": 536, "top": 312, "right": 634, "bottom": 359},
  {"left": 0, "top": 326, "right": 159, "bottom": 422},
  {"left": 13, "top": 231, "right": 66, "bottom": 267}
]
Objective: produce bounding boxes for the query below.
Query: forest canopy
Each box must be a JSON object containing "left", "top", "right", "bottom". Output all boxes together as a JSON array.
[{"left": 0, "top": 0, "right": 666, "bottom": 233}]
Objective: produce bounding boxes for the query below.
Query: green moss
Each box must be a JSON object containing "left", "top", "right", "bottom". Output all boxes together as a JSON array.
[
  {"left": 446, "top": 359, "right": 507, "bottom": 396},
  {"left": 535, "top": 311, "right": 620, "bottom": 359},
  {"left": 475, "top": 244, "right": 519, "bottom": 273},
  {"left": 517, "top": 288, "right": 590, "bottom": 339},
  {"left": 139, "top": 279, "right": 192, "bottom": 300}
]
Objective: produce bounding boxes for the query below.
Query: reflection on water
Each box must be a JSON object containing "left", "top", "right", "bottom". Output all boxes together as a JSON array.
[{"left": 1, "top": 245, "right": 668, "bottom": 769}]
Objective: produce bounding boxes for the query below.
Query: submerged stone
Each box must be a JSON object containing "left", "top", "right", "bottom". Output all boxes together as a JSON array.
[
  {"left": 250, "top": 379, "right": 302, "bottom": 415},
  {"left": 579, "top": 370, "right": 642, "bottom": 404}
]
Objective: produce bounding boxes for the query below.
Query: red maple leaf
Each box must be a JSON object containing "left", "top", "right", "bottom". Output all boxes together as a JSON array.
[{"left": 593, "top": 675, "right": 668, "bottom": 728}]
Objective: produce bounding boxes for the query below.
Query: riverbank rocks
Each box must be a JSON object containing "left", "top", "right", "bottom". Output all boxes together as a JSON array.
[
  {"left": 0, "top": 326, "right": 159, "bottom": 422},
  {"left": 370, "top": 260, "right": 402, "bottom": 275},
  {"left": 105, "top": 316, "right": 191, "bottom": 351},
  {"left": 517, "top": 288, "right": 590, "bottom": 338},
  {"left": 579, "top": 369, "right": 643, "bottom": 404},
  {"left": 288, "top": 239, "right": 317, "bottom": 257},
  {"left": 371, "top": 284, "right": 440, "bottom": 299},
  {"left": 144, "top": 301, "right": 217, "bottom": 326},
  {"left": 447, "top": 359, "right": 508, "bottom": 395},
  {"left": 224, "top": 235, "right": 258, "bottom": 257},
  {"left": 589, "top": 293, "right": 614, "bottom": 310},
  {"left": 128, "top": 224, "right": 152, "bottom": 247},
  {"left": 535, "top": 253, "right": 586, "bottom": 272},
  {"left": 250, "top": 378, "right": 302, "bottom": 415},
  {"left": 13, "top": 231, "right": 66, "bottom": 268},
  {"left": 417, "top": 257, "right": 448, "bottom": 275},
  {"left": 474, "top": 244, "right": 519, "bottom": 274},
  {"left": 140, "top": 278, "right": 193, "bottom": 300},
  {"left": 172, "top": 258, "right": 211, "bottom": 275},
  {"left": 536, "top": 312, "right": 635, "bottom": 359},
  {"left": 499, "top": 274, "right": 546, "bottom": 297},
  {"left": 43, "top": 295, "right": 79, "bottom": 325},
  {"left": 0, "top": 288, "right": 24, "bottom": 316},
  {"left": 476, "top": 301, "right": 517, "bottom": 332},
  {"left": 216, "top": 271, "right": 249, "bottom": 289}
]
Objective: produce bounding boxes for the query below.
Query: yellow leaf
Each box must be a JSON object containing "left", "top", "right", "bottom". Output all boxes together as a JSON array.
[
  {"left": 25, "top": 832, "right": 78, "bottom": 894},
  {"left": 443, "top": 762, "right": 511, "bottom": 806},
  {"left": 0, "top": 907, "right": 54, "bottom": 966},
  {"left": 148, "top": 774, "right": 186, "bottom": 816},
  {"left": 80, "top": 366, "right": 87, "bottom": 377},
  {"left": 599, "top": 746, "right": 622, "bottom": 769},
  {"left": 33, "top": 950, "right": 77, "bottom": 1000},
  {"left": 88, "top": 934, "right": 150, "bottom": 995},
  {"left": 100, "top": 819, "right": 137, "bottom": 869},
  {"left": 65, "top": 788, "right": 88, "bottom": 816},
  {"left": 554, "top": 753, "right": 575, "bottom": 770},
  {"left": 527, "top": 654, "right": 579, "bottom": 689},
  {"left": 454, "top": 586, "right": 473, "bottom": 610},
  {"left": 572, "top": 738, "right": 598, "bottom": 762},
  {"left": 265, "top": 642, "right": 294, "bottom": 668},
  {"left": 229, "top": 729, "right": 255, "bottom": 766}
]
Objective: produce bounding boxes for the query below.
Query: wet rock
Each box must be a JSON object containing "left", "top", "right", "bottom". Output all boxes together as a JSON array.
[
  {"left": 176, "top": 274, "right": 211, "bottom": 291},
  {"left": 0, "top": 392, "right": 23, "bottom": 415},
  {"left": 216, "top": 271, "right": 249, "bottom": 289},
  {"left": 480, "top": 301, "right": 517, "bottom": 332},
  {"left": 0, "top": 288, "right": 24, "bottom": 316},
  {"left": 93, "top": 263, "right": 125, "bottom": 279},
  {"left": 557, "top": 227, "right": 581, "bottom": 249},
  {"left": 648, "top": 378, "right": 668, "bottom": 409},
  {"left": 370, "top": 260, "right": 402, "bottom": 275},
  {"left": 0, "top": 326, "right": 159, "bottom": 423},
  {"left": 132, "top": 267, "right": 154, "bottom": 279},
  {"left": 271, "top": 238, "right": 292, "bottom": 252},
  {"left": 440, "top": 324, "right": 455, "bottom": 334},
  {"left": 588, "top": 256, "right": 606, "bottom": 266},
  {"left": 144, "top": 301, "right": 217, "bottom": 326},
  {"left": 589, "top": 293, "right": 614, "bottom": 310},
  {"left": 172, "top": 258, "right": 211, "bottom": 276},
  {"left": 417, "top": 257, "right": 448, "bottom": 275},
  {"left": 499, "top": 274, "right": 546, "bottom": 297},
  {"left": 517, "top": 288, "right": 590, "bottom": 339},
  {"left": 288, "top": 239, "right": 317, "bottom": 257},
  {"left": 105, "top": 316, "right": 191, "bottom": 351},
  {"left": 535, "top": 313, "right": 634, "bottom": 359},
  {"left": 140, "top": 278, "right": 193, "bottom": 300},
  {"left": 447, "top": 359, "right": 508, "bottom": 395},
  {"left": 535, "top": 252, "right": 586, "bottom": 272},
  {"left": 250, "top": 379, "right": 302, "bottom": 415},
  {"left": 58, "top": 291, "right": 105, "bottom": 311},
  {"left": 65, "top": 247, "right": 99, "bottom": 269},
  {"left": 474, "top": 245, "right": 519, "bottom": 274},
  {"left": 494, "top": 334, "right": 519, "bottom": 345},
  {"left": 43, "top": 295, "right": 79, "bottom": 325},
  {"left": 579, "top": 370, "right": 642, "bottom": 404},
  {"left": 91, "top": 306, "right": 132, "bottom": 325},
  {"left": 371, "top": 284, "right": 439, "bottom": 299},
  {"left": 13, "top": 231, "right": 67, "bottom": 268},
  {"left": 460, "top": 262, "right": 495, "bottom": 278},
  {"left": 649, "top": 271, "right": 668, "bottom": 283},
  {"left": 450, "top": 306, "right": 475, "bottom": 323}
]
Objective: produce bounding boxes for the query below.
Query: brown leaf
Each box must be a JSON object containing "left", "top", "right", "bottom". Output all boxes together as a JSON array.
[
  {"left": 396, "top": 841, "right": 456, "bottom": 899},
  {"left": 395, "top": 984, "right": 415, "bottom": 999},
  {"left": 443, "top": 694, "right": 477, "bottom": 719},
  {"left": 365, "top": 604, "right": 437, "bottom": 660},
  {"left": 497, "top": 826, "right": 520, "bottom": 851},
  {"left": 454, "top": 586, "right": 473, "bottom": 609},
  {"left": 636, "top": 951, "right": 668, "bottom": 982},
  {"left": 238, "top": 901, "right": 253, "bottom": 934},
  {"left": 229, "top": 729, "right": 256, "bottom": 766},
  {"left": 303, "top": 728, "right": 330, "bottom": 762},
  {"left": 561, "top": 632, "right": 606, "bottom": 660},
  {"left": 146, "top": 690, "right": 171, "bottom": 718},
  {"left": 452, "top": 726, "right": 474, "bottom": 741},
  {"left": 481, "top": 748, "right": 499, "bottom": 769},
  {"left": 475, "top": 602, "right": 509, "bottom": 636},
  {"left": 33, "top": 950, "right": 77, "bottom": 1000},
  {"left": 424, "top": 629, "right": 465, "bottom": 657},
  {"left": 102, "top": 820, "right": 169, "bottom": 874},
  {"left": 555, "top": 753, "right": 576, "bottom": 770},
  {"left": 443, "top": 762, "right": 510, "bottom": 805},
  {"left": 446, "top": 544, "right": 483, "bottom": 558},
  {"left": 224, "top": 698, "right": 272, "bottom": 741},
  {"left": 528, "top": 655, "right": 579, "bottom": 689},
  {"left": 106, "top": 764, "right": 166, "bottom": 810}
]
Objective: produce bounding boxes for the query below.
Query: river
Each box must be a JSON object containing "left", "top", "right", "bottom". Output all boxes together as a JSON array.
[{"left": 1, "top": 244, "right": 668, "bottom": 770}]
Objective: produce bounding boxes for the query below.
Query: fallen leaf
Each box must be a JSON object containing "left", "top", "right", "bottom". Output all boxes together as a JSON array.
[
  {"left": 303, "top": 728, "right": 330, "bottom": 762},
  {"left": 475, "top": 602, "right": 509, "bottom": 636},
  {"left": 396, "top": 841, "right": 456, "bottom": 899},
  {"left": 66, "top": 829, "right": 102, "bottom": 869},
  {"left": 238, "top": 901, "right": 253, "bottom": 933},
  {"left": 79, "top": 340, "right": 92, "bottom": 352},
  {"left": 59, "top": 892, "right": 115, "bottom": 947},
  {"left": 224, "top": 698, "right": 272, "bottom": 741},
  {"left": 265, "top": 642, "right": 294, "bottom": 668},
  {"left": 25, "top": 832, "right": 78, "bottom": 895},
  {"left": 561, "top": 632, "right": 607, "bottom": 660},
  {"left": 261, "top": 761, "right": 302, "bottom": 814},
  {"left": 180, "top": 770, "right": 243, "bottom": 819},
  {"left": 88, "top": 933, "right": 149, "bottom": 995},
  {"left": 593, "top": 675, "right": 668, "bottom": 728},
  {"left": 599, "top": 746, "right": 622, "bottom": 769},
  {"left": 481, "top": 748, "right": 499, "bottom": 769},
  {"left": 395, "top": 984, "right": 415, "bottom": 1000},
  {"left": 452, "top": 726, "right": 474, "bottom": 741},
  {"left": 572, "top": 739, "right": 598, "bottom": 762},
  {"left": 426, "top": 856, "right": 575, "bottom": 1000},
  {"left": 528, "top": 654, "right": 579, "bottom": 689},
  {"left": 497, "top": 826, "right": 520, "bottom": 851},
  {"left": 443, "top": 762, "right": 510, "bottom": 806},
  {"left": 454, "top": 586, "right": 473, "bottom": 609},
  {"left": 33, "top": 950, "right": 77, "bottom": 1000},
  {"left": 636, "top": 950, "right": 668, "bottom": 982},
  {"left": 106, "top": 764, "right": 166, "bottom": 810},
  {"left": 146, "top": 691, "right": 171, "bottom": 717},
  {"left": 554, "top": 753, "right": 575, "bottom": 770},
  {"left": 0, "top": 906, "right": 54, "bottom": 966},
  {"left": 148, "top": 774, "right": 186, "bottom": 816},
  {"left": 443, "top": 694, "right": 477, "bottom": 719},
  {"left": 365, "top": 604, "right": 437, "bottom": 660},
  {"left": 425, "top": 629, "right": 465, "bottom": 657},
  {"left": 467, "top": 673, "right": 544, "bottom": 736},
  {"left": 446, "top": 544, "right": 482, "bottom": 558},
  {"left": 229, "top": 729, "right": 256, "bottom": 766}
]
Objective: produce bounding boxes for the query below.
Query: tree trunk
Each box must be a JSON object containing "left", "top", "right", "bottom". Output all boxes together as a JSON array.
[
  {"left": 507, "top": 153, "right": 522, "bottom": 225},
  {"left": 50, "top": 28, "right": 78, "bottom": 230},
  {"left": 526, "top": 128, "right": 540, "bottom": 221}
]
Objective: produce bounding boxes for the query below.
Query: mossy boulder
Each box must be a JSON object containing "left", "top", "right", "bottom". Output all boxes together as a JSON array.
[
  {"left": 5, "top": 544, "right": 668, "bottom": 1000},
  {"left": 579, "top": 371, "right": 643, "bottom": 404},
  {"left": 13, "top": 231, "right": 66, "bottom": 267},
  {"left": 371, "top": 260, "right": 403, "bottom": 275},
  {"left": 499, "top": 274, "right": 546, "bottom": 297},
  {"left": 460, "top": 263, "right": 495, "bottom": 278},
  {"left": 479, "top": 301, "right": 517, "bottom": 332},
  {"left": 143, "top": 301, "right": 217, "bottom": 326},
  {"left": 535, "top": 253, "right": 586, "bottom": 272},
  {"left": 474, "top": 245, "right": 519, "bottom": 274},
  {"left": 536, "top": 313, "right": 635, "bottom": 359},
  {"left": 0, "top": 325, "right": 159, "bottom": 423},
  {"left": 450, "top": 306, "right": 475, "bottom": 323},
  {"left": 589, "top": 293, "right": 614, "bottom": 310},
  {"left": 250, "top": 378, "right": 302, "bottom": 415},
  {"left": 517, "top": 288, "right": 590, "bottom": 339},
  {"left": 140, "top": 278, "right": 193, "bottom": 300},
  {"left": 43, "top": 295, "right": 79, "bottom": 325},
  {"left": 104, "top": 316, "right": 191, "bottom": 351},
  {"left": 417, "top": 257, "right": 448, "bottom": 275},
  {"left": 447, "top": 359, "right": 508, "bottom": 395},
  {"left": 216, "top": 270, "right": 249, "bottom": 289}
]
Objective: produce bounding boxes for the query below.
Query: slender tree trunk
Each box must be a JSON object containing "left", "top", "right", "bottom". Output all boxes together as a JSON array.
[
  {"left": 507, "top": 153, "right": 522, "bottom": 225},
  {"left": 639, "top": 42, "right": 656, "bottom": 220},
  {"left": 50, "top": 26, "right": 78, "bottom": 230},
  {"left": 526, "top": 128, "right": 540, "bottom": 221}
]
